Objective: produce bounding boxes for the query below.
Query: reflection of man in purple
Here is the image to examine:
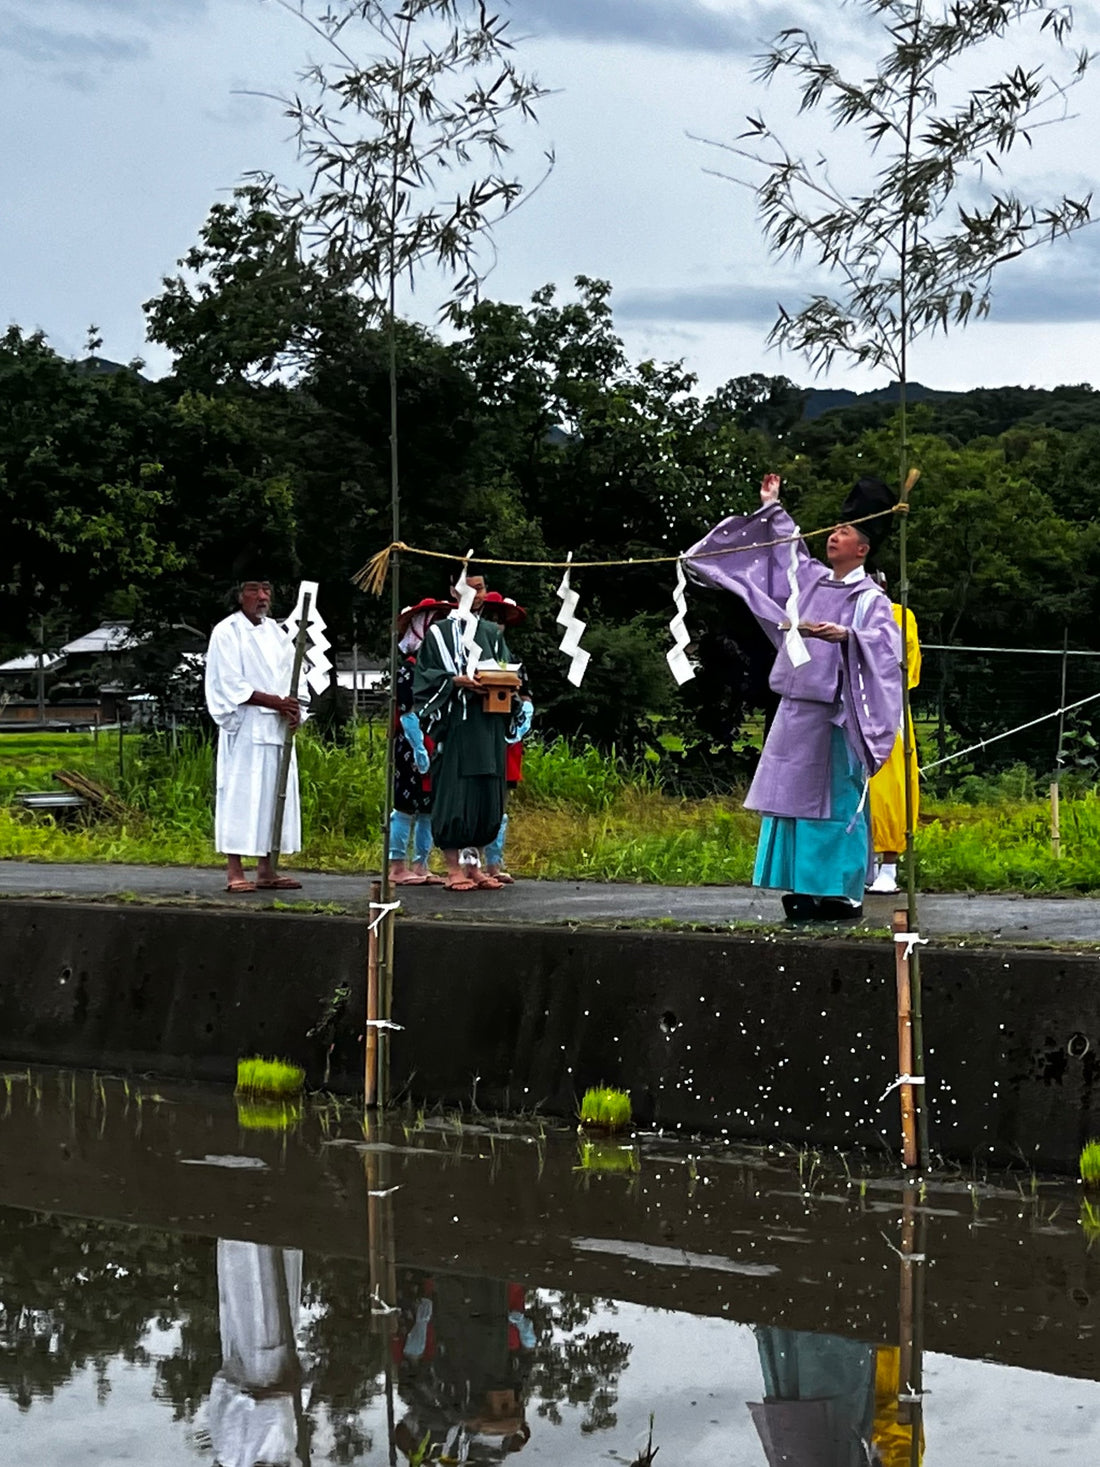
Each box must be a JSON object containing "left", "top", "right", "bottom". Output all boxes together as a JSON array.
[
  {"left": 205, "top": 1240, "right": 303, "bottom": 1467},
  {"left": 686, "top": 474, "right": 901, "bottom": 922},
  {"left": 392, "top": 1272, "right": 535, "bottom": 1462},
  {"left": 749, "top": 1327, "right": 875, "bottom": 1467}
]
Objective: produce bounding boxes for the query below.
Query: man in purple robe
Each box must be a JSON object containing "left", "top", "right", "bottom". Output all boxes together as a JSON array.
[{"left": 685, "top": 473, "right": 902, "bottom": 920}]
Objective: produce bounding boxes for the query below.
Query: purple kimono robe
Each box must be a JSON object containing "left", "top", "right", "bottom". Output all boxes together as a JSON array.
[{"left": 684, "top": 503, "right": 901, "bottom": 822}]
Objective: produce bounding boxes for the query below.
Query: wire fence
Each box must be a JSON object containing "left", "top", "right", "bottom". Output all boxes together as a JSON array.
[{"left": 913, "top": 642, "right": 1100, "bottom": 790}]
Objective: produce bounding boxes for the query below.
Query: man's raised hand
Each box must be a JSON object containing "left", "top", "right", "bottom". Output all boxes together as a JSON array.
[{"left": 760, "top": 473, "right": 781, "bottom": 506}]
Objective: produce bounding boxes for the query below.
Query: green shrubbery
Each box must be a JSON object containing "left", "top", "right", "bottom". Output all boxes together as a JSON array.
[{"left": 4, "top": 728, "right": 1100, "bottom": 893}]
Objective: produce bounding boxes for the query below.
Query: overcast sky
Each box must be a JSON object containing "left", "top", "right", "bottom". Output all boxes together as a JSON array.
[{"left": 4, "top": 0, "right": 1100, "bottom": 395}]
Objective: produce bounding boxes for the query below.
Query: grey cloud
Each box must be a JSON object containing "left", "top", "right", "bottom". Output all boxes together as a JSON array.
[
  {"left": 987, "top": 273, "right": 1100, "bottom": 325},
  {"left": 508, "top": 0, "right": 768, "bottom": 53},
  {"left": 616, "top": 284, "right": 785, "bottom": 325},
  {"left": 0, "top": 16, "right": 148, "bottom": 64},
  {"left": 16, "top": 0, "right": 207, "bottom": 18},
  {"left": 618, "top": 259, "right": 1100, "bottom": 328}
]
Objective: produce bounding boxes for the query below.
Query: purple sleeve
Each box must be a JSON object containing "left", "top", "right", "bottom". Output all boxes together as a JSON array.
[
  {"left": 684, "top": 504, "right": 814, "bottom": 648},
  {"left": 842, "top": 593, "right": 903, "bottom": 774}
]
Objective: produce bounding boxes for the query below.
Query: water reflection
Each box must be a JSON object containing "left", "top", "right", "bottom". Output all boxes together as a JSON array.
[
  {"left": 1, "top": 1072, "right": 1098, "bottom": 1464},
  {"left": 208, "top": 1242, "right": 304, "bottom": 1467},
  {"left": 750, "top": 1331, "right": 922, "bottom": 1467},
  {"left": 391, "top": 1273, "right": 534, "bottom": 1461}
]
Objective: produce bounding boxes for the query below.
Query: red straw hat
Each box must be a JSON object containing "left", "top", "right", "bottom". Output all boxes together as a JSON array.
[
  {"left": 397, "top": 597, "right": 452, "bottom": 637},
  {"left": 481, "top": 591, "right": 527, "bottom": 627}
]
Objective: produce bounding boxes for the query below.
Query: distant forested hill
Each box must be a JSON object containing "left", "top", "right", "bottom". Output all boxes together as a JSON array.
[{"left": 797, "top": 381, "right": 1100, "bottom": 449}]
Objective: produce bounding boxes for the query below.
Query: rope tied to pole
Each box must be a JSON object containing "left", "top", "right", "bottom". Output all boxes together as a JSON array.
[{"left": 351, "top": 505, "right": 907, "bottom": 593}]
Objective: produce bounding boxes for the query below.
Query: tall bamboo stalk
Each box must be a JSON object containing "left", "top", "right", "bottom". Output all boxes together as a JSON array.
[
  {"left": 374, "top": 11, "right": 414, "bottom": 1111},
  {"left": 897, "top": 498, "right": 928, "bottom": 1169},
  {"left": 366, "top": 878, "right": 382, "bottom": 1107},
  {"left": 896, "top": 8, "right": 929, "bottom": 1172}
]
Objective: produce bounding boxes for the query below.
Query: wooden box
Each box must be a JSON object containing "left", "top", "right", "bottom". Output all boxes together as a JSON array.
[{"left": 477, "top": 667, "right": 522, "bottom": 714}]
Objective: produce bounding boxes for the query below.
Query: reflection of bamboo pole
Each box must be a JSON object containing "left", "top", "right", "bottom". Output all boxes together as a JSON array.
[
  {"left": 270, "top": 1246, "right": 311, "bottom": 1467},
  {"left": 896, "top": 1181, "right": 927, "bottom": 1466},
  {"left": 364, "top": 1122, "right": 399, "bottom": 1464},
  {"left": 366, "top": 879, "right": 381, "bottom": 1107},
  {"left": 893, "top": 909, "right": 918, "bottom": 1170},
  {"left": 270, "top": 592, "right": 313, "bottom": 875},
  {"left": 897, "top": 1183, "right": 915, "bottom": 1418}
]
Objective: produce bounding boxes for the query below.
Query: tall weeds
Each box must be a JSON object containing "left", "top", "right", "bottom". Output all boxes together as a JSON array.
[{"left": 3, "top": 729, "right": 1100, "bottom": 892}]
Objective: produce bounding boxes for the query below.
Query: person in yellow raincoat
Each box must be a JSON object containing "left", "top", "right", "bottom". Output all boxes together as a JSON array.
[{"left": 867, "top": 597, "right": 921, "bottom": 894}]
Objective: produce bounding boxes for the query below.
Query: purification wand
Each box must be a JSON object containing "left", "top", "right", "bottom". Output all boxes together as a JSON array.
[{"left": 269, "top": 581, "right": 331, "bottom": 873}]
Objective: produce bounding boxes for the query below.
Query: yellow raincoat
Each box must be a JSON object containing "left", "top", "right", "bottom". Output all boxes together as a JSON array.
[{"left": 870, "top": 605, "right": 921, "bottom": 854}]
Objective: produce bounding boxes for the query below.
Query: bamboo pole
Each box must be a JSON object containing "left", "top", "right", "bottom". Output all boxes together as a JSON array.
[
  {"left": 893, "top": 909, "right": 919, "bottom": 1171},
  {"left": 896, "top": 470, "right": 929, "bottom": 1171},
  {"left": 269, "top": 592, "right": 313, "bottom": 875},
  {"left": 366, "top": 878, "right": 381, "bottom": 1107},
  {"left": 1053, "top": 626, "right": 1068, "bottom": 857}
]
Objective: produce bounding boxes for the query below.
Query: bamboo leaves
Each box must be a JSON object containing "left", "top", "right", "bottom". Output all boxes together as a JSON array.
[
  {"left": 252, "top": 0, "right": 549, "bottom": 313},
  {"left": 698, "top": 0, "right": 1093, "bottom": 378}
]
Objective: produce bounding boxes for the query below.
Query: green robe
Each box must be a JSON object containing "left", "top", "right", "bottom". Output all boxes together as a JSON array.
[{"left": 413, "top": 614, "right": 512, "bottom": 850}]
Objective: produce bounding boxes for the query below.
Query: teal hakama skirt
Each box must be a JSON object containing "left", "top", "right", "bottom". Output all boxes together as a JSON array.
[{"left": 753, "top": 727, "right": 870, "bottom": 902}]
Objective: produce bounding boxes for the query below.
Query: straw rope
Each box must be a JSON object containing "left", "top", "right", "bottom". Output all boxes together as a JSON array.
[{"left": 352, "top": 503, "right": 908, "bottom": 595}]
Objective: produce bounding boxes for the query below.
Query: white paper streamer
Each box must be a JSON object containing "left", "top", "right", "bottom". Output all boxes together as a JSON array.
[
  {"left": 281, "top": 580, "right": 332, "bottom": 696},
  {"left": 782, "top": 536, "right": 811, "bottom": 669},
  {"left": 453, "top": 555, "right": 481, "bottom": 678},
  {"left": 666, "top": 560, "right": 695, "bottom": 686},
  {"left": 555, "top": 554, "right": 591, "bottom": 686}
]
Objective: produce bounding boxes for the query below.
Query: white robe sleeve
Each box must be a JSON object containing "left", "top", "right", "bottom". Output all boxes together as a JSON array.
[{"left": 205, "top": 619, "right": 255, "bottom": 734}]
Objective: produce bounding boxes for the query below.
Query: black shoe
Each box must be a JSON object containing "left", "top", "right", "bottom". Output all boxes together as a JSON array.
[
  {"left": 817, "top": 897, "right": 863, "bottom": 921},
  {"left": 781, "top": 893, "right": 820, "bottom": 921}
]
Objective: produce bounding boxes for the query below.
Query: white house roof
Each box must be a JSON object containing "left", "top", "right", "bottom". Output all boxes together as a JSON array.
[
  {"left": 0, "top": 652, "right": 65, "bottom": 674},
  {"left": 61, "top": 623, "right": 144, "bottom": 655}
]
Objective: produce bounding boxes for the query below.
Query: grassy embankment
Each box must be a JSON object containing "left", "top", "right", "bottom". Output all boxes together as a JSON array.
[{"left": 1, "top": 728, "right": 1098, "bottom": 892}]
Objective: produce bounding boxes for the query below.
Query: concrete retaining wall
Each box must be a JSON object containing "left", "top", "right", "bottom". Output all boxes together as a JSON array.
[{"left": 1, "top": 900, "right": 1097, "bottom": 1169}]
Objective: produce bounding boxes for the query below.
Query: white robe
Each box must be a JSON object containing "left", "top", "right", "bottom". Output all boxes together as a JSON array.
[{"left": 204, "top": 612, "right": 306, "bottom": 856}]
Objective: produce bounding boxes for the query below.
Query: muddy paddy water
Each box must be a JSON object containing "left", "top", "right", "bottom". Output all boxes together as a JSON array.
[{"left": 1, "top": 1069, "right": 1098, "bottom": 1464}]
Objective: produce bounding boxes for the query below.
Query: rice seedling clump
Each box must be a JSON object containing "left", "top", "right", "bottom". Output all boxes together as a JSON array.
[
  {"left": 236, "top": 1055, "right": 306, "bottom": 1099},
  {"left": 1080, "top": 1139, "right": 1100, "bottom": 1188},
  {"left": 579, "top": 1086, "right": 632, "bottom": 1131}
]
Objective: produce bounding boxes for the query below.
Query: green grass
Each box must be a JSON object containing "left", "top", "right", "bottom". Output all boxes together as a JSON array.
[
  {"left": 578, "top": 1086, "right": 632, "bottom": 1131},
  {"left": 1080, "top": 1139, "right": 1100, "bottom": 1188},
  {"left": 235, "top": 1056, "right": 305, "bottom": 1099},
  {"left": 5, "top": 730, "right": 1100, "bottom": 893}
]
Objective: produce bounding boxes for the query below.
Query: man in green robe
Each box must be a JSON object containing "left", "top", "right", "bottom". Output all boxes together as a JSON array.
[{"left": 413, "top": 575, "right": 512, "bottom": 891}]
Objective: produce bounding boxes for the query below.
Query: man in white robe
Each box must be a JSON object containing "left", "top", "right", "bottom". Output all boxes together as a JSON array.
[{"left": 204, "top": 578, "right": 308, "bottom": 892}]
